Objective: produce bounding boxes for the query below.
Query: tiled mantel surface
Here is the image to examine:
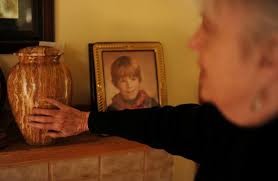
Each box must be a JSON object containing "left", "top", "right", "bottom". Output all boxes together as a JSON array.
[{"left": 0, "top": 111, "right": 173, "bottom": 181}]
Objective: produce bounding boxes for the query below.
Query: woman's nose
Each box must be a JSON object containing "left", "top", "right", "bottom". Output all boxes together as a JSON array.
[{"left": 188, "top": 26, "right": 203, "bottom": 52}]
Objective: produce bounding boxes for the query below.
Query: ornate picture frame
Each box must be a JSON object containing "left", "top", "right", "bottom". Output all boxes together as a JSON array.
[
  {"left": 88, "top": 42, "right": 167, "bottom": 112},
  {"left": 0, "top": 0, "right": 54, "bottom": 54}
]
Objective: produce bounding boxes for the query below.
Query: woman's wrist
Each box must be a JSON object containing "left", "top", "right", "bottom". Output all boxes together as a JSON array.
[
  {"left": 78, "top": 111, "right": 90, "bottom": 133},
  {"left": 83, "top": 112, "right": 90, "bottom": 131}
]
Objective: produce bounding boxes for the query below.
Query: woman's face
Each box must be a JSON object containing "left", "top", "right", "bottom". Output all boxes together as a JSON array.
[
  {"left": 116, "top": 76, "right": 140, "bottom": 100},
  {"left": 189, "top": 4, "right": 262, "bottom": 112}
]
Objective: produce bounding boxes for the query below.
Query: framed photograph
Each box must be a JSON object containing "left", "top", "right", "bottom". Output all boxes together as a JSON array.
[
  {"left": 89, "top": 42, "right": 167, "bottom": 112},
  {"left": 0, "top": 0, "right": 54, "bottom": 54}
]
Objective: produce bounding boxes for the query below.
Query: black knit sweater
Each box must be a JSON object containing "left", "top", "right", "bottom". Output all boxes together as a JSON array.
[{"left": 88, "top": 103, "right": 277, "bottom": 181}]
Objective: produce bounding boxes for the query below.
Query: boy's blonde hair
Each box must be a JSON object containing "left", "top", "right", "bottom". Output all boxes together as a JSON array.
[{"left": 111, "top": 56, "right": 142, "bottom": 87}]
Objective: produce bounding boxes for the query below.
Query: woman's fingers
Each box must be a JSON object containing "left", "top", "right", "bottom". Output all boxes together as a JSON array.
[
  {"left": 28, "top": 115, "right": 53, "bottom": 123},
  {"left": 46, "top": 131, "right": 64, "bottom": 138},
  {"left": 28, "top": 121, "right": 56, "bottom": 130},
  {"left": 32, "top": 108, "right": 59, "bottom": 116},
  {"left": 28, "top": 121, "right": 63, "bottom": 132},
  {"left": 41, "top": 98, "right": 67, "bottom": 109}
]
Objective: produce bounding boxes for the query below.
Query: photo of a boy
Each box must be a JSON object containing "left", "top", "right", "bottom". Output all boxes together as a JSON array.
[{"left": 107, "top": 56, "right": 159, "bottom": 111}]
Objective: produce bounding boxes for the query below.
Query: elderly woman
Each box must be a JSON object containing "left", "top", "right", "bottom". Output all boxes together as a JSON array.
[{"left": 28, "top": 1, "right": 278, "bottom": 181}]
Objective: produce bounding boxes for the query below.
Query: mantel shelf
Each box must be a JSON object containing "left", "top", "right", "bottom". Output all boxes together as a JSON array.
[
  {"left": 0, "top": 109, "right": 148, "bottom": 167},
  {"left": 0, "top": 110, "right": 173, "bottom": 181},
  {"left": 0, "top": 133, "right": 148, "bottom": 168}
]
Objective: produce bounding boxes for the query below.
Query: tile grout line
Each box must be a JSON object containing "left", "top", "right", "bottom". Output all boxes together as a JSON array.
[
  {"left": 98, "top": 155, "right": 101, "bottom": 181},
  {"left": 143, "top": 150, "right": 147, "bottom": 181},
  {"left": 48, "top": 162, "right": 53, "bottom": 181}
]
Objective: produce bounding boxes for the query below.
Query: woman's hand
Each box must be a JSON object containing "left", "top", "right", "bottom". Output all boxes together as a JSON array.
[{"left": 28, "top": 98, "right": 90, "bottom": 138}]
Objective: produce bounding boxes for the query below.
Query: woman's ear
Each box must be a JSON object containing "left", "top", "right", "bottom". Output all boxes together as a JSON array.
[
  {"left": 259, "top": 36, "right": 278, "bottom": 76},
  {"left": 254, "top": 36, "right": 278, "bottom": 110},
  {"left": 253, "top": 35, "right": 278, "bottom": 96}
]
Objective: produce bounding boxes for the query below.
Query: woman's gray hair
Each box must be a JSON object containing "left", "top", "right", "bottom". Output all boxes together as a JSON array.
[
  {"left": 201, "top": 0, "right": 278, "bottom": 44},
  {"left": 245, "top": 0, "right": 278, "bottom": 43}
]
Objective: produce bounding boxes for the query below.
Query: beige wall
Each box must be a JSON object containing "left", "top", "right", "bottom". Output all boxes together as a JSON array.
[{"left": 0, "top": 0, "right": 201, "bottom": 180}]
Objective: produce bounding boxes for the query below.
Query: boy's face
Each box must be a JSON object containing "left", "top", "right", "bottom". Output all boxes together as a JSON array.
[{"left": 116, "top": 76, "right": 140, "bottom": 100}]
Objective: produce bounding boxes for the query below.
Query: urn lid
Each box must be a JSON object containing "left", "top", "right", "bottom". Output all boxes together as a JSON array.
[{"left": 15, "top": 46, "right": 63, "bottom": 57}]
